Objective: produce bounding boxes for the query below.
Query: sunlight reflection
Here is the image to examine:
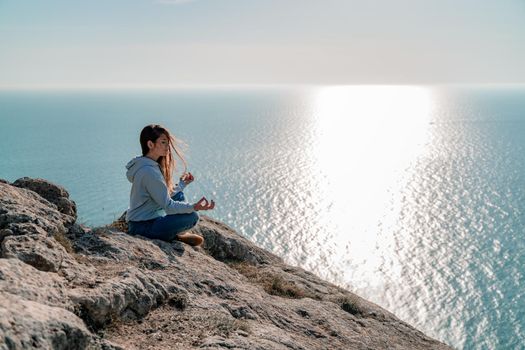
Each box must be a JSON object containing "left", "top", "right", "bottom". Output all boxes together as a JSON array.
[{"left": 310, "top": 85, "right": 433, "bottom": 289}]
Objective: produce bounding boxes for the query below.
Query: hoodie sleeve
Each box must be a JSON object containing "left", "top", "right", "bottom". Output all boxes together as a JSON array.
[
  {"left": 142, "top": 168, "right": 194, "bottom": 214},
  {"left": 171, "top": 180, "right": 187, "bottom": 196}
]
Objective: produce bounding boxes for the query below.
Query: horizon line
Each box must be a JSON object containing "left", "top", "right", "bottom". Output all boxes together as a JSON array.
[{"left": 1, "top": 82, "right": 525, "bottom": 91}]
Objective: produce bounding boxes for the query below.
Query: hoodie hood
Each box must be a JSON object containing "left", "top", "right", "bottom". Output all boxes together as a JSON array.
[{"left": 126, "top": 156, "right": 159, "bottom": 183}]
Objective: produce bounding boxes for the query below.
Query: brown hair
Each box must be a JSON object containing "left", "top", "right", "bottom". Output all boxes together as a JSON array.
[{"left": 139, "top": 124, "right": 187, "bottom": 192}]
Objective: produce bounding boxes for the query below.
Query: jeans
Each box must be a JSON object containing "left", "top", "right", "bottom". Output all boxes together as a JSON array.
[{"left": 128, "top": 191, "right": 199, "bottom": 242}]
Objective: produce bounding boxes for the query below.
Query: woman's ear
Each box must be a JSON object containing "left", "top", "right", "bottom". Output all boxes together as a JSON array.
[{"left": 147, "top": 140, "right": 154, "bottom": 150}]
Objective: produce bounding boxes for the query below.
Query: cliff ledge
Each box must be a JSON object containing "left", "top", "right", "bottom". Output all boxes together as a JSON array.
[{"left": 0, "top": 178, "right": 450, "bottom": 349}]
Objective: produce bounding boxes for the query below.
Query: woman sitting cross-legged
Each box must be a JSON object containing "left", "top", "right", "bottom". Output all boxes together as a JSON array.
[{"left": 125, "top": 124, "right": 215, "bottom": 246}]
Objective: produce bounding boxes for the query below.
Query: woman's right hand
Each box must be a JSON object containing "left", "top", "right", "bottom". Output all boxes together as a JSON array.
[
  {"left": 193, "top": 197, "right": 215, "bottom": 211},
  {"left": 180, "top": 172, "right": 194, "bottom": 185}
]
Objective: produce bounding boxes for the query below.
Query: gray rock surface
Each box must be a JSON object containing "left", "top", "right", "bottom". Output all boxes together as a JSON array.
[
  {"left": 12, "top": 177, "right": 77, "bottom": 218},
  {"left": 0, "top": 258, "right": 73, "bottom": 311},
  {"left": 0, "top": 178, "right": 452, "bottom": 349},
  {"left": 2, "top": 234, "right": 73, "bottom": 272},
  {"left": 0, "top": 293, "right": 94, "bottom": 350},
  {"left": 0, "top": 182, "right": 74, "bottom": 239}
]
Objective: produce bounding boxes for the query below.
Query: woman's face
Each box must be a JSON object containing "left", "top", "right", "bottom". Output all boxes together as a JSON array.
[{"left": 149, "top": 133, "right": 170, "bottom": 159}]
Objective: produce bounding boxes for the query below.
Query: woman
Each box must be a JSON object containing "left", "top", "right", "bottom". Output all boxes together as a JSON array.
[{"left": 125, "top": 124, "right": 215, "bottom": 246}]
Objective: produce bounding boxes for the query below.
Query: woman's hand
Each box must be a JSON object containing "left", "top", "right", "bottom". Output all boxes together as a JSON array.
[
  {"left": 180, "top": 172, "right": 194, "bottom": 185},
  {"left": 193, "top": 197, "right": 215, "bottom": 211}
]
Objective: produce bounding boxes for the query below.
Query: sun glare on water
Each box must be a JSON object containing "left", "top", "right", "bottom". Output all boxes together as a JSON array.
[{"left": 309, "top": 85, "right": 434, "bottom": 291}]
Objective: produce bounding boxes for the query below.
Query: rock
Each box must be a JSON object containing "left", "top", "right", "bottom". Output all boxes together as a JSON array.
[
  {"left": 0, "top": 229, "right": 13, "bottom": 241},
  {"left": 0, "top": 182, "right": 74, "bottom": 238},
  {"left": 69, "top": 268, "right": 185, "bottom": 329},
  {"left": 0, "top": 258, "right": 74, "bottom": 311},
  {"left": 13, "top": 177, "right": 77, "bottom": 218},
  {"left": 0, "top": 178, "right": 452, "bottom": 350},
  {"left": 196, "top": 215, "right": 282, "bottom": 265},
  {"left": 73, "top": 228, "right": 172, "bottom": 267},
  {"left": 0, "top": 293, "right": 120, "bottom": 350},
  {"left": 222, "top": 303, "right": 258, "bottom": 320},
  {"left": 72, "top": 229, "right": 129, "bottom": 260},
  {"left": 1, "top": 234, "right": 74, "bottom": 272}
]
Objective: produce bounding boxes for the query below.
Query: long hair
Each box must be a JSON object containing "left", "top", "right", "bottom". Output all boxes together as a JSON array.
[{"left": 139, "top": 124, "right": 187, "bottom": 192}]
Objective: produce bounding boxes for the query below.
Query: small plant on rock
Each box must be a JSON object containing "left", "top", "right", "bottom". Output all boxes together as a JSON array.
[
  {"left": 338, "top": 296, "right": 362, "bottom": 315},
  {"left": 53, "top": 231, "right": 74, "bottom": 253},
  {"left": 228, "top": 261, "right": 313, "bottom": 299}
]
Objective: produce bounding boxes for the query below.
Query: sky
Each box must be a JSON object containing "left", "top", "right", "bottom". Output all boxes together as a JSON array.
[{"left": 0, "top": 0, "right": 524, "bottom": 88}]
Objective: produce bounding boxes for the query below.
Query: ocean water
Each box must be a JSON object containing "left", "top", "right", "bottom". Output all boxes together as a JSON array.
[{"left": 1, "top": 86, "right": 524, "bottom": 349}]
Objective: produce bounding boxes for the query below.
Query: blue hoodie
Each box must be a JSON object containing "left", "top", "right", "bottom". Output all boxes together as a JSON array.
[{"left": 125, "top": 156, "right": 194, "bottom": 222}]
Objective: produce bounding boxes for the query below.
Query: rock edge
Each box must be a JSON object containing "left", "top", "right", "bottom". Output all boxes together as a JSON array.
[{"left": 0, "top": 178, "right": 451, "bottom": 350}]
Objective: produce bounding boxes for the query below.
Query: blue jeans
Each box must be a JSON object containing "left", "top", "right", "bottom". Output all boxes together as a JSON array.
[{"left": 128, "top": 192, "right": 199, "bottom": 242}]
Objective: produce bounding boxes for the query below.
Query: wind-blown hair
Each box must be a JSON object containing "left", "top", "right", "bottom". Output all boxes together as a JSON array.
[{"left": 139, "top": 124, "right": 187, "bottom": 192}]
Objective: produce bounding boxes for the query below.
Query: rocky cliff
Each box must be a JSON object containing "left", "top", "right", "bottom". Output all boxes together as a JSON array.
[{"left": 0, "top": 178, "right": 451, "bottom": 350}]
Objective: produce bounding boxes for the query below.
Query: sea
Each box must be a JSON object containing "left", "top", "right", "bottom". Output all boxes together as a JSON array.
[{"left": 0, "top": 85, "right": 524, "bottom": 349}]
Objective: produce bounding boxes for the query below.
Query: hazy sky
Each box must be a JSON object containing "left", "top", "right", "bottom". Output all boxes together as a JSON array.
[{"left": 1, "top": 0, "right": 524, "bottom": 87}]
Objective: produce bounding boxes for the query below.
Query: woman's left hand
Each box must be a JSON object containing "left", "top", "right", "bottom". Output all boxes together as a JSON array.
[{"left": 180, "top": 172, "right": 194, "bottom": 185}]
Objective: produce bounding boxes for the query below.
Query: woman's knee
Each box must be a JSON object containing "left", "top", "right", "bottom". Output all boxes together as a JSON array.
[
  {"left": 165, "top": 212, "right": 199, "bottom": 232},
  {"left": 190, "top": 211, "right": 199, "bottom": 227}
]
